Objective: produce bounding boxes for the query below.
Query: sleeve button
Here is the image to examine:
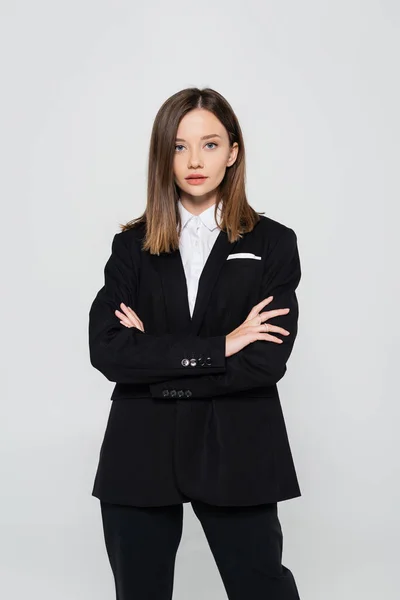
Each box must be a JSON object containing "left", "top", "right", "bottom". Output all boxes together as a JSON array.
[
  {"left": 170, "top": 389, "right": 177, "bottom": 397},
  {"left": 177, "top": 390, "right": 184, "bottom": 398},
  {"left": 205, "top": 357, "right": 212, "bottom": 366},
  {"left": 184, "top": 389, "right": 192, "bottom": 397},
  {"left": 162, "top": 390, "right": 170, "bottom": 397},
  {"left": 181, "top": 358, "right": 190, "bottom": 367},
  {"left": 190, "top": 358, "right": 197, "bottom": 367}
]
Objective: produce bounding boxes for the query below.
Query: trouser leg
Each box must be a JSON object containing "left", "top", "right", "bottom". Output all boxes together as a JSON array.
[
  {"left": 191, "top": 500, "right": 301, "bottom": 600},
  {"left": 100, "top": 500, "right": 184, "bottom": 600}
]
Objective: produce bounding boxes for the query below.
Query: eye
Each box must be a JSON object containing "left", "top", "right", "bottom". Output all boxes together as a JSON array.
[{"left": 174, "top": 142, "right": 218, "bottom": 152}]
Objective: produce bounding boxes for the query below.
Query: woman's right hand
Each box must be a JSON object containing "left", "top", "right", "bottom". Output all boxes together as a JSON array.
[
  {"left": 225, "top": 296, "right": 290, "bottom": 358},
  {"left": 115, "top": 303, "right": 145, "bottom": 332}
]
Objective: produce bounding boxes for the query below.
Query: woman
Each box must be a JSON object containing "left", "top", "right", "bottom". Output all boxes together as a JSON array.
[{"left": 89, "top": 87, "right": 302, "bottom": 599}]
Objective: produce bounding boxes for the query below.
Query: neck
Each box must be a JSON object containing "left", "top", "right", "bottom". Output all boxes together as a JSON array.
[{"left": 179, "top": 191, "right": 219, "bottom": 216}]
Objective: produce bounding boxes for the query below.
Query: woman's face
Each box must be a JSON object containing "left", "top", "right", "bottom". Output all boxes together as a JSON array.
[{"left": 173, "top": 108, "right": 238, "bottom": 203}]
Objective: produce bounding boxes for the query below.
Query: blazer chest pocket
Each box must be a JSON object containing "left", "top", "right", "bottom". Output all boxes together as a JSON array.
[
  {"left": 216, "top": 251, "right": 263, "bottom": 301},
  {"left": 226, "top": 252, "right": 262, "bottom": 260}
]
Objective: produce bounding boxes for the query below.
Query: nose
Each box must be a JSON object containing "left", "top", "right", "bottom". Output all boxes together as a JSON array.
[{"left": 187, "top": 151, "right": 203, "bottom": 169}]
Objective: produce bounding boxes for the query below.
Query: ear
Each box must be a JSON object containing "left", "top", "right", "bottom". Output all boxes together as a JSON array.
[{"left": 227, "top": 142, "right": 239, "bottom": 167}]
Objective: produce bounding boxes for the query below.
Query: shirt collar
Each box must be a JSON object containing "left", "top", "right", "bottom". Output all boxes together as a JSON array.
[{"left": 177, "top": 198, "right": 223, "bottom": 232}]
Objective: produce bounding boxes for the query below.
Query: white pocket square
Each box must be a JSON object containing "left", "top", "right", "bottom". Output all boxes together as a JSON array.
[{"left": 226, "top": 252, "right": 262, "bottom": 260}]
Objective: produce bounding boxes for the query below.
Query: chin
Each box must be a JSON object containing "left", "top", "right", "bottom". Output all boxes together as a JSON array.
[{"left": 182, "top": 184, "right": 214, "bottom": 196}]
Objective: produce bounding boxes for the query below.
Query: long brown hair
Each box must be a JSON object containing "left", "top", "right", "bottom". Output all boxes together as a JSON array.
[{"left": 120, "top": 87, "right": 264, "bottom": 254}]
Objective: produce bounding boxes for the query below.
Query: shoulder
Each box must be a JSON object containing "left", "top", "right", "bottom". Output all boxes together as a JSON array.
[
  {"left": 255, "top": 214, "right": 297, "bottom": 249},
  {"left": 111, "top": 222, "right": 146, "bottom": 252}
]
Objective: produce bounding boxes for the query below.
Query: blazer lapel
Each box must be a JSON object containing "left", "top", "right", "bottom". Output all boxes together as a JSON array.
[
  {"left": 190, "top": 229, "right": 238, "bottom": 334},
  {"left": 150, "top": 229, "right": 238, "bottom": 336}
]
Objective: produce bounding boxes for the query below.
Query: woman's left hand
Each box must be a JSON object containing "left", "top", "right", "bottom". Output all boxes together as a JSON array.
[{"left": 115, "top": 302, "right": 145, "bottom": 332}]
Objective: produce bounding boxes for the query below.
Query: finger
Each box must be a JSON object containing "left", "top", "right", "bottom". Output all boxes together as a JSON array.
[
  {"left": 117, "top": 306, "right": 145, "bottom": 332},
  {"left": 258, "top": 334, "right": 284, "bottom": 344},
  {"left": 115, "top": 310, "right": 140, "bottom": 331},
  {"left": 115, "top": 310, "right": 133, "bottom": 326},
  {"left": 116, "top": 311, "right": 144, "bottom": 331},
  {"left": 119, "top": 304, "right": 140, "bottom": 326},
  {"left": 257, "top": 295, "right": 274, "bottom": 308},
  {"left": 119, "top": 320, "right": 132, "bottom": 328},
  {"left": 246, "top": 324, "right": 285, "bottom": 343},
  {"left": 126, "top": 305, "right": 144, "bottom": 329},
  {"left": 257, "top": 317, "right": 290, "bottom": 335},
  {"left": 245, "top": 296, "right": 273, "bottom": 321},
  {"left": 261, "top": 308, "right": 290, "bottom": 319},
  {"left": 263, "top": 325, "right": 290, "bottom": 336},
  {"left": 117, "top": 316, "right": 133, "bottom": 327},
  {"left": 115, "top": 308, "right": 135, "bottom": 323},
  {"left": 247, "top": 313, "right": 290, "bottom": 334},
  {"left": 250, "top": 295, "right": 274, "bottom": 315},
  {"left": 120, "top": 302, "right": 137, "bottom": 317},
  {"left": 120, "top": 303, "right": 144, "bottom": 328}
]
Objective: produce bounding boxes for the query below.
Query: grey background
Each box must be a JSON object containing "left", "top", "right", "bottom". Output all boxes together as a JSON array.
[{"left": 1, "top": 1, "right": 399, "bottom": 598}]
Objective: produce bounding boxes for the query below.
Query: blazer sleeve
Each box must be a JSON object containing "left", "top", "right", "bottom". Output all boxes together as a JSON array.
[
  {"left": 148, "top": 227, "right": 301, "bottom": 398},
  {"left": 88, "top": 231, "right": 227, "bottom": 383}
]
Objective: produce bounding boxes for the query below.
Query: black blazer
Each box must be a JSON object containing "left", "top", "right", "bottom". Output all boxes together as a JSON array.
[{"left": 88, "top": 214, "right": 302, "bottom": 507}]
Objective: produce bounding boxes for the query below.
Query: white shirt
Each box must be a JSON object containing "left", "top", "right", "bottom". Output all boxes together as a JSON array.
[{"left": 177, "top": 199, "right": 223, "bottom": 317}]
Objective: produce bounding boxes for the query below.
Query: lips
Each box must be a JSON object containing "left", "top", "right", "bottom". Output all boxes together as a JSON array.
[{"left": 185, "top": 175, "right": 207, "bottom": 179}]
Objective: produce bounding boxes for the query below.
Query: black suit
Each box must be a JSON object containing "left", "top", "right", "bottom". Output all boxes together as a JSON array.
[{"left": 89, "top": 214, "right": 302, "bottom": 507}]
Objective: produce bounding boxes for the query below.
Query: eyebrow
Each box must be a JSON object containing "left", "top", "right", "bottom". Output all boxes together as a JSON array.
[{"left": 175, "top": 134, "right": 222, "bottom": 142}]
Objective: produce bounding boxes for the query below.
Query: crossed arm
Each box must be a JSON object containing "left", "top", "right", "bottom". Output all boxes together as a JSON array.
[{"left": 88, "top": 227, "right": 301, "bottom": 397}]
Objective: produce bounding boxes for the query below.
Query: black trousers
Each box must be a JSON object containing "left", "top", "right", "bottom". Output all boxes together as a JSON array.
[{"left": 100, "top": 499, "right": 301, "bottom": 600}]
